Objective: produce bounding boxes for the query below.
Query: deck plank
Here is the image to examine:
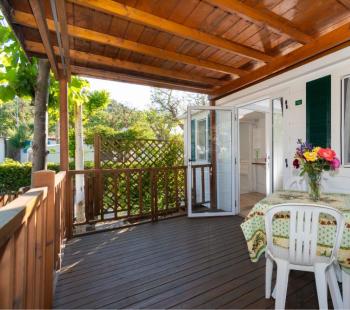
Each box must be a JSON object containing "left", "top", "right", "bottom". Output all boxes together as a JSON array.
[{"left": 54, "top": 216, "right": 325, "bottom": 309}]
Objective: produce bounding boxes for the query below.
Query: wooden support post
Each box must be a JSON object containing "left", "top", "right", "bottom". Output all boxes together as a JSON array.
[
  {"left": 209, "top": 99, "right": 217, "bottom": 210},
  {"left": 31, "top": 170, "right": 55, "bottom": 309},
  {"left": 59, "top": 79, "right": 69, "bottom": 171}
]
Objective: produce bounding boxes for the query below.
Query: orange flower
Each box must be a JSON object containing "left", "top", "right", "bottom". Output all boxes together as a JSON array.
[{"left": 318, "top": 148, "right": 336, "bottom": 161}]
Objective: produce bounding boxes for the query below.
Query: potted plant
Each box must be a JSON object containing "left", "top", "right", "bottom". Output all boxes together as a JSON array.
[{"left": 293, "top": 140, "right": 340, "bottom": 201}]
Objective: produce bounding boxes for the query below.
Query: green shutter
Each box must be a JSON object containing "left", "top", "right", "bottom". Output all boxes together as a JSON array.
[
  {"left": 207, "top": 114, "right": 211, "bottom": 162},
  {"left": 306, "top": 75, "right": 331, "bottom": 148},
  {"left": 191, "top": 119, "right": 196, "bottom": 161}
]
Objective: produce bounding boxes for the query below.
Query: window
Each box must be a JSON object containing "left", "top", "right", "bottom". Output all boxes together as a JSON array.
[
  {"left": 342, "top": 76, "right": 350, "bottom": 166},
  {"left": 196, "top": 119, "right": 207, "bottom": 161}
]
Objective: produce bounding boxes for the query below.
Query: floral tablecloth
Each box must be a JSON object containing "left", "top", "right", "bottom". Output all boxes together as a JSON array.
[{"left": 241, "top": 191, "right": 350, "bottom": 274}]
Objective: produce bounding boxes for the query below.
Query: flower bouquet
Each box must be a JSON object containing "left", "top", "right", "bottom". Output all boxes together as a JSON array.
[{"left": 293, "top": 140, "right": 340, "bottom": 201}]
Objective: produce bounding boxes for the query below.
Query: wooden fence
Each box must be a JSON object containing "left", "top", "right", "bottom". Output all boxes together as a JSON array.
[
  {"left": 0, "top": 171, "right": 66, "bottom": 309},
  {"left": 0, "top": 187, "right": 30, "bottom": 208},
  {"left": 67, "top": 166, "right": 187, "bottom": 233},
  {"left": 0, "top": 194, "right": 18, "bottom": 208},
  {"left": 94, "top": 135, "right": 184, "bottom": 169},
  {"left": 191, "top": 163, "right": 212, "bottom": 206}
]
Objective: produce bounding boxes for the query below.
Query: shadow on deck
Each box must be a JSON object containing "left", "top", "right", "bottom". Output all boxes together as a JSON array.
[{"left": 54, "top": 216, "right": 322, "bottom": 309}]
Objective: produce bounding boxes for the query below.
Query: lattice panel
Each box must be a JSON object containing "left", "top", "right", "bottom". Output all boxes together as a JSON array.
[
  {"left": 91, "top": 168, "right": 187, "bottom": 221},
  {"left": 96, "top": 135, "right": 184, "bottom": 169}
]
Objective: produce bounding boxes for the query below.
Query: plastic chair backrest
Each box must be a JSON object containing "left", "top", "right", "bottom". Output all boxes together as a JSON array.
[{"left": 265, "top": 203, "right": 345, "bottom": 266}]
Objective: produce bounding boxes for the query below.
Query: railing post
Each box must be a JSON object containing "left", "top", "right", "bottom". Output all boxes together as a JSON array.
[
  {"left": 32, "top": 170, "right": 55, "bottom": 309},
  {"left": 66, "top": 172, "right": 73, "bottom": 238}
]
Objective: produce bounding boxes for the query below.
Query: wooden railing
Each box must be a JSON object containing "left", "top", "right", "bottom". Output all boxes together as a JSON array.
[
  {"left": 67, "top": 166, "right": 187, "bottom": 235},
  {"left": 0, "top": 170, "right": 66, "bottom": 309},
  {"left": 191, "top": 164, "right": 212, "bottom": 206},
  {"left": 0, "top": 187, "right": 30, "bottom": 208},
  {"left": 0, "top": 193, "right": 18, "bottom": 207}
]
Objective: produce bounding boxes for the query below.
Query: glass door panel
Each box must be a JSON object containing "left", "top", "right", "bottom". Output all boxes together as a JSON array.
[{"left": 187, "top": 107, "right": 237, "bottom": 217}]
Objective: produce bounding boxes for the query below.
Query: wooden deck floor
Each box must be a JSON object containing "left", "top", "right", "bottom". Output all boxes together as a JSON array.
[{"left": 54, "top": 216, "right": 325, "bottom": 309}]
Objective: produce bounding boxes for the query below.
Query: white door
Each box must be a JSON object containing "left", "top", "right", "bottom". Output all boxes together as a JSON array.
[{"left": 187, "top": 106, "right": 238, "bottom": 217}]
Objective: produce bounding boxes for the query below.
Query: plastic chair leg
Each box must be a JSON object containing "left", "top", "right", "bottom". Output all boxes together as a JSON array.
[
  {"left": 327, "top": 265, "right": 343, "bottom": 309},
  {"left": 342, "top": 270, "right": 350, "bottom": 310},
  {"left": 266, "top": 256, "right": 274, "bottom": 299},
  {"left": 315, "top": 265, "right": 328, "bottom": 310},
  {"left": 274, "top": 260, "right": 290, "bottom": 309}
]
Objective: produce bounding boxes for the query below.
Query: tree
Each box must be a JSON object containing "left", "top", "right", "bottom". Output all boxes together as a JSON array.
[
  {"left": 70, "top": 81, "right": 110, "bottom": 222},
  {"left": 150, "top": 88, "right": 208, "bottom": 129},
  {"left": 143, "top": 109, "right": 178, "bottom": 140},
  {"left": 0, "top": 14, "right": 37, "bottom": 103},
  {"left": 150, "top": 89, "right": 182, "bottom": 120},
  {"left": 32, "top": 59, "right": 50, "bottom": 172}
]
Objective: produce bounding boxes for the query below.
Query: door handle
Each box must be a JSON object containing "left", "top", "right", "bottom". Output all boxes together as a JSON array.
[{"left": 285, "top": 158, "right": 288, "bottom": 168}]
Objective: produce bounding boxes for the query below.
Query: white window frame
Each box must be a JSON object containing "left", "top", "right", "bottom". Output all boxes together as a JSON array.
[{"left": 342, "top": 75, "right": 350, "bottom": 168}]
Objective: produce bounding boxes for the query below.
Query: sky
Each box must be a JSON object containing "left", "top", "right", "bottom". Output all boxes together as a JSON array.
[{"left": 86, "top": 77, "right": 152, "bottom": 110}]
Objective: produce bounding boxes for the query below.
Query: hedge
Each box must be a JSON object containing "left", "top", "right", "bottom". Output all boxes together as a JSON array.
[{"left": 0, "top": 159, "right": 93, "bottom": 194}]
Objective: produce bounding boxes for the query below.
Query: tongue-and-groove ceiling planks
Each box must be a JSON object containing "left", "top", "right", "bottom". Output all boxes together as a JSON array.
[{"left": 3, "top": 0, "right": 350, "bottom": 98}]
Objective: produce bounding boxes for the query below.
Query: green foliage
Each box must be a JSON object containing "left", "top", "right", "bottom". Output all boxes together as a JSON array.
[
  {"left": 0, "top": 159, "right": 31, "bottom": 194},
  {"left": 86, "top": 90, "right": 110, "bottom": 114},
  {"left": 8, "top": 123, "right": 31, "bottom": 149},
  {"left": 0, "top": 159, "right": 94, "bottom": 194},
  {"left": 0, "top": 14, "right": 37, "bottom": 103}
]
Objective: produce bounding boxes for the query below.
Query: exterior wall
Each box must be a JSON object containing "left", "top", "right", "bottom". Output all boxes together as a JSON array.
[{"left": 217, "top": 46, "right": 350, "bottom": 194}]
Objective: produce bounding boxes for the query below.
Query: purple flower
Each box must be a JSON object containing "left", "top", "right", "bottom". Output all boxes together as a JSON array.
[{"left": 330, "top": 157, "right": 340, "bottom": 169}]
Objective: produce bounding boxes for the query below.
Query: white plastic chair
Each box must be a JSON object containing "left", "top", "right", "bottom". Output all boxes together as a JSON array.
[{"left": 264, "top": 203, "right": 345, "bottom": 309}]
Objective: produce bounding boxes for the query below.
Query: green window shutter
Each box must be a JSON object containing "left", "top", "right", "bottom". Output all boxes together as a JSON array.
[
  {"left": 306, "top": 75, "right": 331, "bottom": 148},
  {"left": 191, "top": 119, "right": 196, "bottom": 161},
  {"left": 207, "top": 114, "right": 211, "bottom": 162}
]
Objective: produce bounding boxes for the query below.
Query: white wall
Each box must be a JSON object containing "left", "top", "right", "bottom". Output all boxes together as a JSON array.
[{"left": 217, "top": 46, "right": 350, "bottom": 194}]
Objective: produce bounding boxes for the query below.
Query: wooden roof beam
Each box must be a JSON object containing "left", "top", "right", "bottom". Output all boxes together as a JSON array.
[
  {"left": 28, "top": 0, "right": 59, "bottom": 79},
  {"left": 25, "top": 40, "right": 224, "bottom": 88},
  {"left": 54, "top": 0, "right": 71, "bottom": 79},
  {"left": 68, "top": 0, "right": 273, "bottom": 63},
  {"left": 68, "top": 65, "right": 212, "bottom": 94},
  {"left": 337, "top": 0, "right": 350, "bottom": 10},
  {"left": 0, "top": 0, "right": 30, "bottom": 61},
  {"left": 210, "top": 21, "right": 350, "bottom": 98},
  {"left": 13, "top": 11, "right": 247, "bottom": 77},
  {"left": 206, "top": 0, "right": 313, "bottom": 44}
]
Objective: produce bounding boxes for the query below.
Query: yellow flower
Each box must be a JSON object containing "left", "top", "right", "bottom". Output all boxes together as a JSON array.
[
  {"left": 313, "top": 147, "right": 321, "bottom": 153},
  {"left": 304, "top": 151, "right": 318, "bottom": 162}
]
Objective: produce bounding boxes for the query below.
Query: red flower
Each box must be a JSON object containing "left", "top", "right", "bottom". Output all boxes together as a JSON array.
[
  {"left": 293, "top": 159, "right": 300, "bottom": 169},
  {"left": 318, "top": 148, "right": 336, "bottom": 162}
]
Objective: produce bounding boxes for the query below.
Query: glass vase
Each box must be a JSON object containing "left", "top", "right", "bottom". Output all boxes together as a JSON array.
[{"left": 308, "top": 172, "right": 322, "bottom": 201}]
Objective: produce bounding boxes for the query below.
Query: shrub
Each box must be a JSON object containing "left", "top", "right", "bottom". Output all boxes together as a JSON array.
[
  {"left": 0, "top": 159, "right": 94, "bottom": 194},
  {"left": 0, "top": 159, "right": 32, "bottom": 194}
]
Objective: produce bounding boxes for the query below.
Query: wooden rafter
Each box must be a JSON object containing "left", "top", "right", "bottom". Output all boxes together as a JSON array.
[
  {"left": 28, "top": 0, "right": 59, "bottom": 78},
  {"left": 68, "top": 0, "right": 273, "bottom": 63},
  {"left": 206, "top": 0, "right": 313, "bottom": 44},
  {"left": 68, "top": 65, "right": 211, "bottom": 94},
  {"left": 13, "top": 11, "right": 247, "bottom": 77},
  {"left": 0, "top": 0, "right": 30, "bottom": 61},
  {"left": 337, "top": 0, "right": 350, "bottom": 10},
  {"left": 25, "top": 40, "right": 224, "bottom": 87},
  {"left": 210, "top": 21, "right": 350, "bottom": 98},
  {"left": 55, "top": 0, "right": 71, "bottom": 79}
]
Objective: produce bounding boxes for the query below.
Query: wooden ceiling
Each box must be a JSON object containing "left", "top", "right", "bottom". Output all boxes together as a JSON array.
[{"left": 2, "top": 0, "right": 350, "bottom": 99}]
